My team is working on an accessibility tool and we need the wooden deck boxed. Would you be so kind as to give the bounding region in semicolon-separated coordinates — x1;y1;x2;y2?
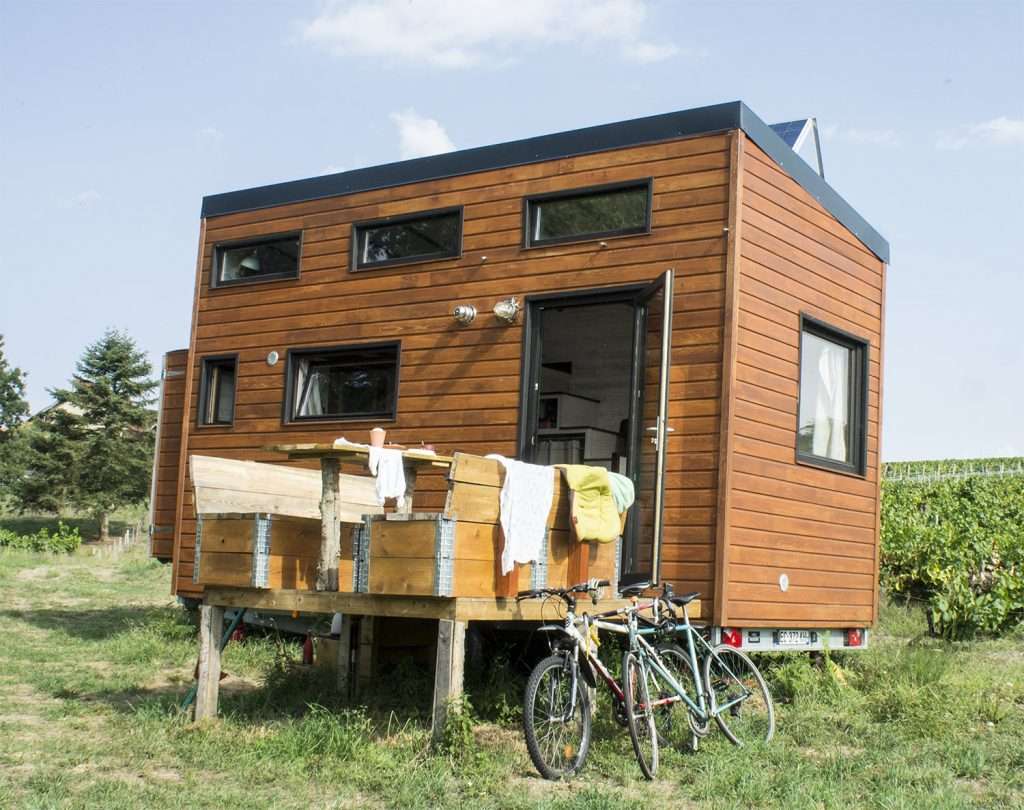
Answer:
204;586;700;622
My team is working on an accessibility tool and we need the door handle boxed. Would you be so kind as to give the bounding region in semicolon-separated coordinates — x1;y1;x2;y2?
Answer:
645;424;675;448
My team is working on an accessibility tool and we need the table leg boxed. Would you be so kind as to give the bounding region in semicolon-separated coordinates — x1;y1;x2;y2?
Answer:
318;457;341;591
400;463;418;514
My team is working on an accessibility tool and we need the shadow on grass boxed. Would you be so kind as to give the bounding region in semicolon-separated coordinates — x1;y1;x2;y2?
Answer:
0;605;190;641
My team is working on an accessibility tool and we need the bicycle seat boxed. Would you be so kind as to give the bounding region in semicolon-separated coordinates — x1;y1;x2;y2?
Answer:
620;582;652;598
670;591;700;606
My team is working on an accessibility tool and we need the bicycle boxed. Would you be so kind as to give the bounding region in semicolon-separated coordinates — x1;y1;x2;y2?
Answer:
517;579;698;780
622;585;775;779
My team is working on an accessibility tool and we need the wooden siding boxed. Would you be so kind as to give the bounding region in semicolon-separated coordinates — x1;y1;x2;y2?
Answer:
170;133;734;599
150;350;187;563
720;138;885;628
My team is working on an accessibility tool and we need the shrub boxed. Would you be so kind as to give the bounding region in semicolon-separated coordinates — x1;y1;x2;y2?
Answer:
0;521;82;553
880;467;1024;639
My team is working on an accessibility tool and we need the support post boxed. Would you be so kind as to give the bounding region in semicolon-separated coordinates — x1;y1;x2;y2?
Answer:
354;616;376;699
431;618;466;742
194;604;224;721
318;457;341;591
336;614;354;697
399;464;418;515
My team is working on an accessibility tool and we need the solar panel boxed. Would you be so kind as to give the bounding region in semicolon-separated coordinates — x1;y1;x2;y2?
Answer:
770;119;809;148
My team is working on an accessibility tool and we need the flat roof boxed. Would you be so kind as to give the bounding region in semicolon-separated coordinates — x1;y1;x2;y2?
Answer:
201;101;889;262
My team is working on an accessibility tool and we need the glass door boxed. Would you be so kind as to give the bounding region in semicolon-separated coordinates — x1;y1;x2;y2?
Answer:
622;269;675;584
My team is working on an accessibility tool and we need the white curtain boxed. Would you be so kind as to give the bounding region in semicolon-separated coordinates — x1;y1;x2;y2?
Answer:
296;360;325;417
812;345;848;461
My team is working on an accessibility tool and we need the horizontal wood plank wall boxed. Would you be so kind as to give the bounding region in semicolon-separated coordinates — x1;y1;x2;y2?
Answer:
171;134;732;598
151;350;187;562
723;141;885;628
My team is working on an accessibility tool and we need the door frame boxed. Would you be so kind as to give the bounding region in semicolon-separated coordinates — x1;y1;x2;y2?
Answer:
516;284;646;463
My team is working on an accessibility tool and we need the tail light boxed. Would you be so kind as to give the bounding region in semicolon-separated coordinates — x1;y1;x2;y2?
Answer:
844;628;863;647
721;627;742;648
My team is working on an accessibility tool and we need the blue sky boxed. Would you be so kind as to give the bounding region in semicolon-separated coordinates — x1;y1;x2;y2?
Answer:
1;0;1021;461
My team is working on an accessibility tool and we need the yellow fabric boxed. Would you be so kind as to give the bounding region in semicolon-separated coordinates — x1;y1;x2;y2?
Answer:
556;464;621;543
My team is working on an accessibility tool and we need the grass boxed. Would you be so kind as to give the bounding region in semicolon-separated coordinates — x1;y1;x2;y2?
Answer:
0;548;1022;809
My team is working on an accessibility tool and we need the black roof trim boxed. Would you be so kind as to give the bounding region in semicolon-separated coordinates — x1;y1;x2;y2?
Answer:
201;101;889;263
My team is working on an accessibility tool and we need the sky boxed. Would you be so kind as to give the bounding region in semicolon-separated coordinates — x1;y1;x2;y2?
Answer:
1;0;1022;462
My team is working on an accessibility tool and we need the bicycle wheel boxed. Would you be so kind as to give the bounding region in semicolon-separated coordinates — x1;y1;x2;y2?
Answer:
523;653;592;779
622;649;659;779
650;644;703;751
702;644;775;746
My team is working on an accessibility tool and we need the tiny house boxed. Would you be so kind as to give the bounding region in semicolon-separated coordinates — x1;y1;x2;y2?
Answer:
152;101;888;652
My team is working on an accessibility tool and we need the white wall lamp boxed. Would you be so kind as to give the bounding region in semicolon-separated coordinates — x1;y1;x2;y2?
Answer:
452;304;477;325
493;297;521;324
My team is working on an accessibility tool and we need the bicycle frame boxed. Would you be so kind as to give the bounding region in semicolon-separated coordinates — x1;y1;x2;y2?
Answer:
626;602;752;721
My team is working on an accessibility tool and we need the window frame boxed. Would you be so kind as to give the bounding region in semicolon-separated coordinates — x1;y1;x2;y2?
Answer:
350;206;463;272
197;354;239;427
522;178;654;249
282;341;401;424
794;313;870;477
210;231;303;289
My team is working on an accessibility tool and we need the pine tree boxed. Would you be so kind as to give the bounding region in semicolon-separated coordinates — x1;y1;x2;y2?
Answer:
0;336;30;501
51;330;158;540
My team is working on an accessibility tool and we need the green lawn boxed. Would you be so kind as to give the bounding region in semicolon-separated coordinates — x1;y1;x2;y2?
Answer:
0;546;1021;809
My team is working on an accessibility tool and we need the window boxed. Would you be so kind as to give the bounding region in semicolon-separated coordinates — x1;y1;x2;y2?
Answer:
796;315;869;475
213;233;300;287
352;208;461;270
285;343;399;422
524;180;652;247
198;356;237;426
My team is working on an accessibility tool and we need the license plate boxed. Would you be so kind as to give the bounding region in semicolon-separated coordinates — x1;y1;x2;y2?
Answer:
777;630;811;646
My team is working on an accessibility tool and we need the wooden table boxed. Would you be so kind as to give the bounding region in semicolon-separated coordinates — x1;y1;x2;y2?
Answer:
269;443;454;590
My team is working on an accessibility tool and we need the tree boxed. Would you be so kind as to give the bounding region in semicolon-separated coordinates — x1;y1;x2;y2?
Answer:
12;330;157;539
59;330;158;540
0;336;30;500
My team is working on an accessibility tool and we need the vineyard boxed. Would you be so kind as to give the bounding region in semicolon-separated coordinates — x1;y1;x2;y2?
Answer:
880;457;1024;639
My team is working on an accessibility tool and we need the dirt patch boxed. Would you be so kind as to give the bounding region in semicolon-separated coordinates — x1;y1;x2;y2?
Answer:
16;566;63;582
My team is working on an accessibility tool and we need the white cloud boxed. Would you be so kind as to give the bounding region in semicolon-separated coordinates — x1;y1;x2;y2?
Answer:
198;126;224;142
937;116;1024;150
389;109;455;159
62;189;102;209
300;0;680;69
624;41;679;64
820;124;901;147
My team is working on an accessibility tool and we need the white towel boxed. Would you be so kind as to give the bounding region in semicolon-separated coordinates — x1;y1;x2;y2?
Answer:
487;455;555;576
368;446;406;509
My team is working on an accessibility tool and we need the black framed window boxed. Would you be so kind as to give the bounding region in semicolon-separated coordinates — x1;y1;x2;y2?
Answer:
524;180;652;247
796;315;869;475
213;233;300;287
198;356;237;426
285;343;399;422
352;208;461;270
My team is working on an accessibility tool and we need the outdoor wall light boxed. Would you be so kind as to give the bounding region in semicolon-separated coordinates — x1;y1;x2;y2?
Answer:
452;304;477;325
493;297;521;323
266;351;279;366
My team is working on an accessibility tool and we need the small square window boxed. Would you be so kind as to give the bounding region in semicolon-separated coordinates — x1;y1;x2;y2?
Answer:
198;356;237;426
796;316;869;475
213;234;300;287
352;208;461;270
525;180;652;247
286;343;399;422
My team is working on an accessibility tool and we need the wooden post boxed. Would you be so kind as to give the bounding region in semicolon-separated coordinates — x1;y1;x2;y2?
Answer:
399;463;418;515
336;614;354;697
431;618;466;742
354;616;376;699
318;457;341;591
194;604;224;721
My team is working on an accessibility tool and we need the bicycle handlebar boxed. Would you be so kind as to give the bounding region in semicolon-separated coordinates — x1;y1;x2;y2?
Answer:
515;578;611;604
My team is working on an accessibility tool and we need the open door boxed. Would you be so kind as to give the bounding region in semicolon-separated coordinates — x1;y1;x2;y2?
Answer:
623;268;674;584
